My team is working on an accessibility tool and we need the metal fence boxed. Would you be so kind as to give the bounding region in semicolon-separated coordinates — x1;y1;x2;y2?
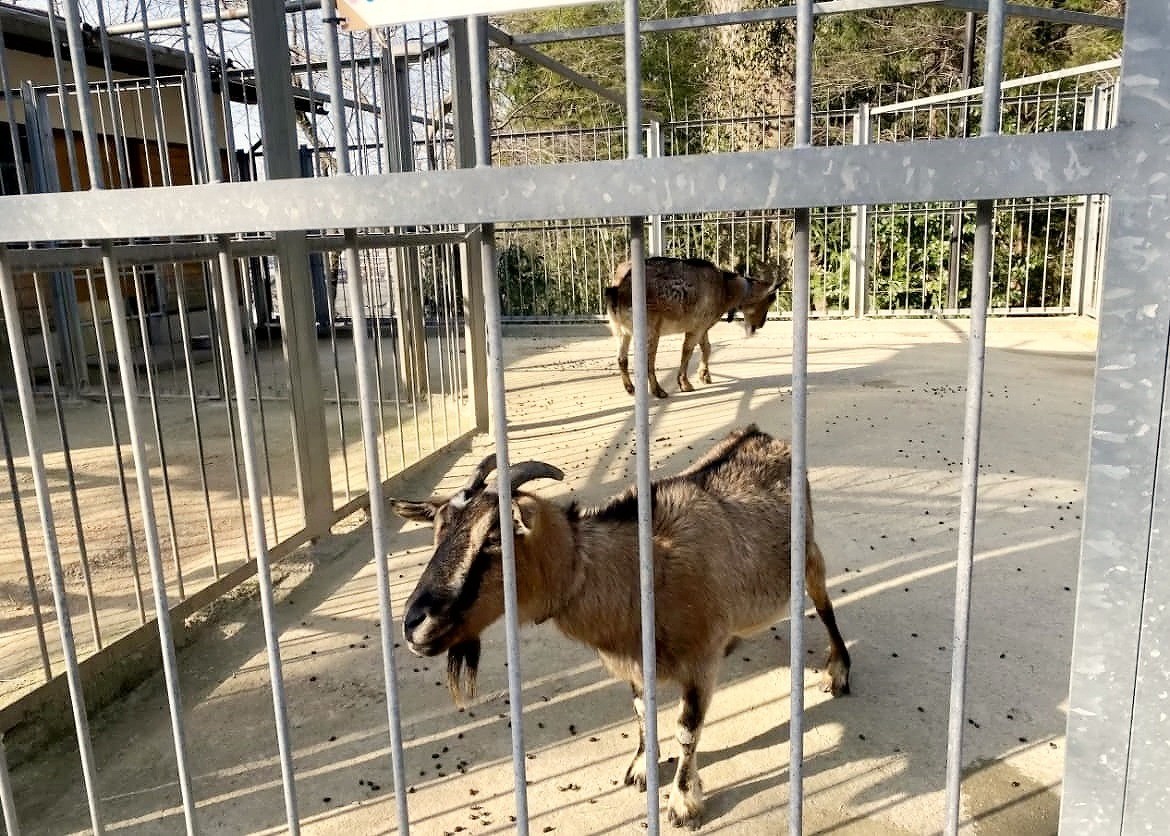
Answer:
0;2;475;727
0;0;1166;835
493;61;1118;320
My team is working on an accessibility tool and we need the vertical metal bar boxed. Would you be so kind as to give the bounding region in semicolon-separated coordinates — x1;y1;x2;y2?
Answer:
217;238;302;832
172;265;222;577
1062;5;1170;830
468;16;530;833
624;3;660;833
44;5;80;192
30;272;102;649
0;247;103;835
343;231;413;832
243;0;333;538
79;266;147;624
647;120;664;257
943;2;1005;833
126;265;187;599
848;103;869;317
0;733;18;836
790;1;813;832
92;2;132;189
0;386;53;680
59;0;195;830
318;12;412;826
448;18;491;432
0;14;29;194
98;244;201;835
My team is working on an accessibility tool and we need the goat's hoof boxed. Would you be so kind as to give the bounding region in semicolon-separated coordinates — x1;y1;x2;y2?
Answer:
678;379;694;393
821;661;851;697
699;371;712;384
623;382;636;395
624;758;648;792
666;787;704;829
652;386;670;399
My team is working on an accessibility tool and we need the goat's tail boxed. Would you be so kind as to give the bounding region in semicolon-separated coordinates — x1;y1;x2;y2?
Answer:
603;284;621;316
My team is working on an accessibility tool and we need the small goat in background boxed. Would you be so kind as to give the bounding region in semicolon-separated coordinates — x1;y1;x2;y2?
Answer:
605;257;780;398
392;425;851;829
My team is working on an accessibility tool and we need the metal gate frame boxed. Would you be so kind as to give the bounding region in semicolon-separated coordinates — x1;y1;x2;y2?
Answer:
0;0;1167;834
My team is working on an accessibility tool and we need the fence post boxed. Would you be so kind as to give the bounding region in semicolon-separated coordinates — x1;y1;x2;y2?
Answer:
1070;86;1105;317
449;18;490;431
382;50;428;397
848;103;869;317
647;120;664;256
248;0;333;538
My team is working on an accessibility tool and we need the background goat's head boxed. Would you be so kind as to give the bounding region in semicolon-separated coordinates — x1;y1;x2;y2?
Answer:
726;275;780;336
391;456;564;704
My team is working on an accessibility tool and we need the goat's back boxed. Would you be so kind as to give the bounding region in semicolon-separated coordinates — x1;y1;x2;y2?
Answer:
604;257;737;335
582;426;803;662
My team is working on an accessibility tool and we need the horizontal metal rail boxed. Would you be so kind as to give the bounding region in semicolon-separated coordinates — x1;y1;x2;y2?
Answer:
870;58;1121;115
511;0;1122;45
0;132;1124;242
4;229;471;271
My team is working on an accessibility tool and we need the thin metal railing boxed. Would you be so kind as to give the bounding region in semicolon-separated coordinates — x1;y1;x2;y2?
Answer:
467;14;532;835
943;1;1006;833
789;2;813;831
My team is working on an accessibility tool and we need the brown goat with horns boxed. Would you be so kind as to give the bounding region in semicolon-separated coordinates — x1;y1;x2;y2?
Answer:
392;425;851;829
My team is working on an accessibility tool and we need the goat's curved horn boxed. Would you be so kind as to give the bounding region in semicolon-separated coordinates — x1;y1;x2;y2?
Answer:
464;454;497;493
509;461;565;493
451;454;497;507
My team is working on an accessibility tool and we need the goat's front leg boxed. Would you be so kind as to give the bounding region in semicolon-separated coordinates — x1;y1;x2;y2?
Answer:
677;332;699;392
647;331;669;399
698;332;712;385
623;682;648;791
617;332;635;395
667;671;716;829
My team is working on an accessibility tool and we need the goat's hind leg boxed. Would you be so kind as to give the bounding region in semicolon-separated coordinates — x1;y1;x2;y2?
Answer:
647;332;669;398
807;540;851;695
623;682;648;790
667;667;717;829
698;332;713;384
677;332;699;392
617;332;635;395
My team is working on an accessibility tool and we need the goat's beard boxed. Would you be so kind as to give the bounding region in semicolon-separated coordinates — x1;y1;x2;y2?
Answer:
446;639;481;707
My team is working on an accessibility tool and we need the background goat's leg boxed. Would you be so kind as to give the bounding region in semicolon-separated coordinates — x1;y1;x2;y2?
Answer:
698;332;713;384
677;332;700;392
806;539;852;695
617;332;635;395
667;669;717;828
623;681;648;791
647;332;669;398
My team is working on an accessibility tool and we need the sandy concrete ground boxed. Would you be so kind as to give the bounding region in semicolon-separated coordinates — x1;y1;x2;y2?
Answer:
5;317;1096;835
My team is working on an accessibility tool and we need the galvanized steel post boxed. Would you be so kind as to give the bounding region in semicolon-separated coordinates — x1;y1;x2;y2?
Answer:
246;0;334;539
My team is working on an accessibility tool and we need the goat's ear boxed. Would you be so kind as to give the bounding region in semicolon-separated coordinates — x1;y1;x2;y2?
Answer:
511;497;538;538
390;499;440;522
